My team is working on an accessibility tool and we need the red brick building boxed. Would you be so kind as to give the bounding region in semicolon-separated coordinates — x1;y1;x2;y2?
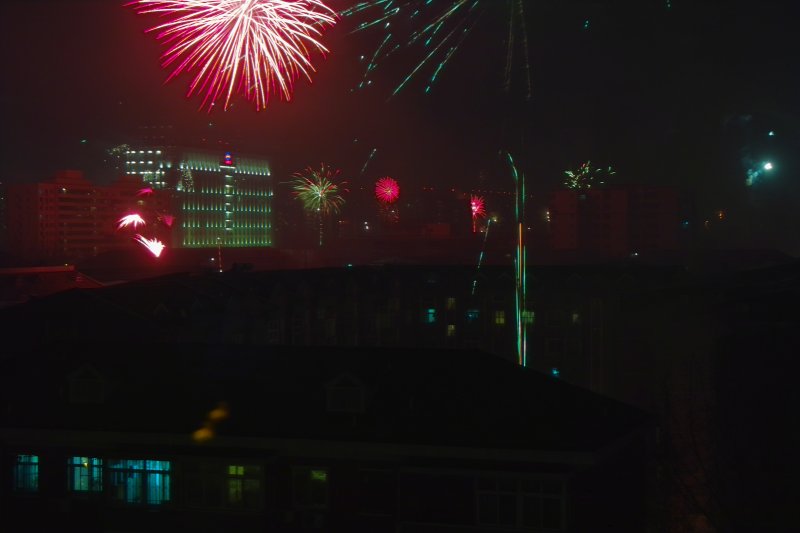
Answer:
6;171;168;263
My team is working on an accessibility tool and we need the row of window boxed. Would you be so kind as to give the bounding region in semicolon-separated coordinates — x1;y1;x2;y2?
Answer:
13;456;562;529
15;455;173;505
12;455;326;510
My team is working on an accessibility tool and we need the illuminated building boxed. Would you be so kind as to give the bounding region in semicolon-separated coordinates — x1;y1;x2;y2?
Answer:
6;171;167;262
125;147;273;248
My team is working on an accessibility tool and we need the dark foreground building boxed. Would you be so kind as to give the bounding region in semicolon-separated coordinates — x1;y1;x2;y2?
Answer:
1;343;649;532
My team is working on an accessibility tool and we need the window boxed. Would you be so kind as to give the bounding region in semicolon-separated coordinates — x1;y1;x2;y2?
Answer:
227;465;263;509
14;454;38;492
523;310;535;325
68;456;103;492
424;308;436;324
494;311;506;325
446;297;456;310
477;477;562;530
466;309;479;322
521;480;563;530
293;467;329;509
447;324;456;337
108;459;171;505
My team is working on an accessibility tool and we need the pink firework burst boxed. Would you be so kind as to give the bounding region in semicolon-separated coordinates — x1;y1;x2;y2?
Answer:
134;234;166;258
159;213;176;227
136;187;154;196
117;214;147;230
128;0;337;111
470;195;486;233
375;177;400;204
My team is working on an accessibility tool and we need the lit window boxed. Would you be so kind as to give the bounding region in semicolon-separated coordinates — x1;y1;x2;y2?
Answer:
108;459;171;505
68;456;103;492
523;310;535;325
14;454;38;492
446;297;456;310
227;465;263;509
293;467;329;509
466;309;480;322
447;324;456;337
494;311;506;325
424;308;436;324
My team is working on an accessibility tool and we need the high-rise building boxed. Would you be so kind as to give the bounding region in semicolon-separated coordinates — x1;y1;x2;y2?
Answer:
549;185;680;258
124;147;273;248
6;171;168;263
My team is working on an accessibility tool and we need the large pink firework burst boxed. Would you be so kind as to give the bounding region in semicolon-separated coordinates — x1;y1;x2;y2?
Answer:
374;176;400;204
128;0;338;111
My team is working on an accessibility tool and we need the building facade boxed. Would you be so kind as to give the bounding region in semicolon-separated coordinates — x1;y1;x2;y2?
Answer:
6;171;168;263
549;185;680;259
0;343;650;533
124;147;273;248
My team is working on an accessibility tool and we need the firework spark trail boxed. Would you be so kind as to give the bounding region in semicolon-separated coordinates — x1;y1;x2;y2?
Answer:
375;176;400;204
128;0;337;111
343;0;531;97
117;214;147;230
470;217;492;296
360;148;378;176
137;187;154;196
134;234;166;257
564;161;616;189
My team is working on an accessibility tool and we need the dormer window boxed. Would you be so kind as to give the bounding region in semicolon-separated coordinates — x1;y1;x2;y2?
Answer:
325;373;365;414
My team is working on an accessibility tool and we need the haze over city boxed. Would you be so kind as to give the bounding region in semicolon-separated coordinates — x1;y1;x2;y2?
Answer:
0;2;797;532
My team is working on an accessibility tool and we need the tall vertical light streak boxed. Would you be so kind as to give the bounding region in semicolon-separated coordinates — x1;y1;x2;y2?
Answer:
507;151;527;366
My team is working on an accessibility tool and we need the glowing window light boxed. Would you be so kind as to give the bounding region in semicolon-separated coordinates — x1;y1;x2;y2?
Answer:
425;308;436;324
68;457;103;492
14;455;38;492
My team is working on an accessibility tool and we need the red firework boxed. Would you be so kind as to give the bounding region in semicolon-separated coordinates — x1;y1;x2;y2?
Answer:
470;195;486;233
375;177;400;204
128;0;337;111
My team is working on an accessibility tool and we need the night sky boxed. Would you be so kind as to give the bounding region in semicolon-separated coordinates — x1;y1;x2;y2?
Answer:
1;1;799;253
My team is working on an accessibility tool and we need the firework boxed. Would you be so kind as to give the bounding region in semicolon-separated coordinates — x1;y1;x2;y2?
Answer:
289;164;346;246
564;161;616;189
470;194;486;233
128;0;337;111
117;214;147;230
375;177;400;204
359;147;378;176
159;213;176;227
134;234;166;257
342;0;531;98
290;164;346;216
136;187;154;196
